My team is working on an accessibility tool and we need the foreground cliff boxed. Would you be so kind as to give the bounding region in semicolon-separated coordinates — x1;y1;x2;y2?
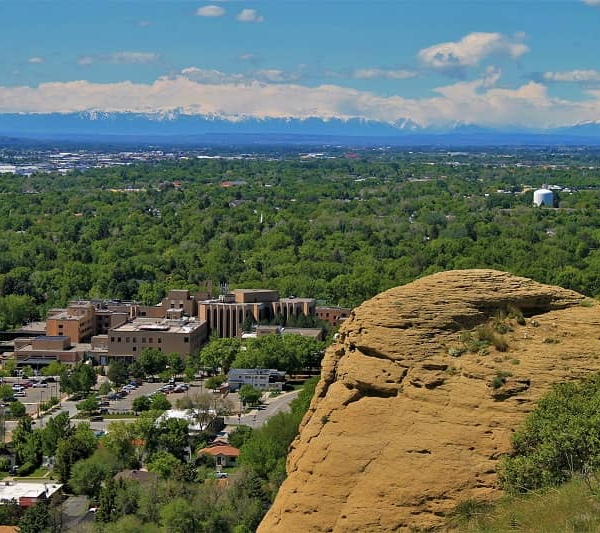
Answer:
259;269;600;532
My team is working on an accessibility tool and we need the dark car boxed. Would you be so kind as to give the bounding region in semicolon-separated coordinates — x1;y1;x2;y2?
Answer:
90;415;104;422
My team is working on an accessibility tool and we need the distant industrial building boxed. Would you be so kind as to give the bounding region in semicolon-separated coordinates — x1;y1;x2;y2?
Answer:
533;188;554;207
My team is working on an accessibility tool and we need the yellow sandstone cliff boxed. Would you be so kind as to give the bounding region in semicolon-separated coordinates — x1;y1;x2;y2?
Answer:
259;269;600;532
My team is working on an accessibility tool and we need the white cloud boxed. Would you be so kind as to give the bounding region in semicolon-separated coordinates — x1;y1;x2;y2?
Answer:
1;69;599;129
418;32;529;74
543;69;600;83
237;8;264;23
180;67;246;84
180;66;299;84
78;56;95;66
352;68;417;80
583;0;600;5
78;52;159;65
196;5;226;17
239;53;255;61
138;20;152;28
28;57;44;64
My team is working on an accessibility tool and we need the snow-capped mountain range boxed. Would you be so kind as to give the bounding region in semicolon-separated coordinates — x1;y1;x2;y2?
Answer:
1;111;600;144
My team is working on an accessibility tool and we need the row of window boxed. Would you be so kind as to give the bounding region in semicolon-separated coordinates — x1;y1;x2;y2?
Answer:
109;336;190;343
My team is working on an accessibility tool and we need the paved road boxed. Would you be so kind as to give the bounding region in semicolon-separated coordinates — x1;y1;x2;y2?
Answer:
4;378;299;436
224;389;300;428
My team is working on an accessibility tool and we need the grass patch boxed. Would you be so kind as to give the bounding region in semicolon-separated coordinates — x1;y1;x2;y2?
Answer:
461;325;509;354
452;477;600;532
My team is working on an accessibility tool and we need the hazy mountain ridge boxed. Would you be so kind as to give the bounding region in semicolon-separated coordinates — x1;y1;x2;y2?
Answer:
1;112;600;145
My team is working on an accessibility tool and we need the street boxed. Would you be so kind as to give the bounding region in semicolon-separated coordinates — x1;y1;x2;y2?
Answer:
4;377;301;436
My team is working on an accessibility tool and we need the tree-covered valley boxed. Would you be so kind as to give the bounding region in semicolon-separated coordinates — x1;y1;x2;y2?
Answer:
2;149;600;328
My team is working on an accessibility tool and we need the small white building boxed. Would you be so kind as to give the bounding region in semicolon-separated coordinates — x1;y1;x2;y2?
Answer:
0;481;62;507
227;368;286;391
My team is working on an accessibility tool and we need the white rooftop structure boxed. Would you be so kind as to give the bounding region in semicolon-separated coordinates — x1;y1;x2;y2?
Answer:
157;408;217;433
0;481;62;503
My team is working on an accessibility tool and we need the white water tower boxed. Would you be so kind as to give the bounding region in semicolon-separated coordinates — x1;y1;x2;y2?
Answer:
533;188;554;207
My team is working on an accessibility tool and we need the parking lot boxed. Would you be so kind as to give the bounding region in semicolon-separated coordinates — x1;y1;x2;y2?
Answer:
2;377;61;415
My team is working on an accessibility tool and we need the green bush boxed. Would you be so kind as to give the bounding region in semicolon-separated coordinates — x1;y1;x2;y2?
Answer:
18;462;35;476
0;457;10;471
499;373;600;493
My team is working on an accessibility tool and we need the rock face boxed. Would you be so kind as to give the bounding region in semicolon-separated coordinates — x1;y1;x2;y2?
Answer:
258;270;600;532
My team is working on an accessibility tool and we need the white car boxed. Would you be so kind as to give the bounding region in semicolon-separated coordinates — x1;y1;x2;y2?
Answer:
32;382;47;388
14;391;26;397
12;385;24;392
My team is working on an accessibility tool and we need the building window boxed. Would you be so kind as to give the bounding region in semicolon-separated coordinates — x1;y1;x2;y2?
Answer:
132;338;136;343
149;338;153;343
125;337;130;343
184;337;189;343
132;346;137;352
117;337;122;343
157;338;162;344
142;337;146;343
110;337;114;342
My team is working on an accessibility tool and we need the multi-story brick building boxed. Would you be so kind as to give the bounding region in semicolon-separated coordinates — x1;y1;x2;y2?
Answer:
197;289;317;338
106;317;207;362
315;306;351;327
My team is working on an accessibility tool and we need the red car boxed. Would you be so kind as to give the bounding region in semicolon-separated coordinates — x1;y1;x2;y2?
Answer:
21;381;33;388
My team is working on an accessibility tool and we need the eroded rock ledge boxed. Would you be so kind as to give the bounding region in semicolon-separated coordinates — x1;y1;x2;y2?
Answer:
258;269;600;532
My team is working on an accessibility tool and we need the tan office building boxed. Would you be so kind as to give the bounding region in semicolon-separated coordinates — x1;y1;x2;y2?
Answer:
197;289;316;338
107;318;207;361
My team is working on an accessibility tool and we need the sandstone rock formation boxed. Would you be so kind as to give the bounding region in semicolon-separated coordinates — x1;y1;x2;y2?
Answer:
259;269;600;532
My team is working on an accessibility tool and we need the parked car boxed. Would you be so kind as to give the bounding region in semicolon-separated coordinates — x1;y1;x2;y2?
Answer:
14;391;26;397
214;472;228;479
12;385;24;392
32;382;48;388
21;381;33;388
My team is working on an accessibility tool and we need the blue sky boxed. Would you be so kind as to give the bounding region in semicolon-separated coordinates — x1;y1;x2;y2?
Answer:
2;0;600;128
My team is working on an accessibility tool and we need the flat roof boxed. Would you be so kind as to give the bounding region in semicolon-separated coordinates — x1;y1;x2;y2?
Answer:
0;482;62;501
36;335;70;341
111;318;205;335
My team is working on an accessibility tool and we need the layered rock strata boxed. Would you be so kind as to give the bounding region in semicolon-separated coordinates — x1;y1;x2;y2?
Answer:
259;269;600;532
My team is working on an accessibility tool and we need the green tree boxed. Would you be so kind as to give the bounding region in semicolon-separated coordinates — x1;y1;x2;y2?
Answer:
156;418;189;461
132;396;151;414
160;497;197;533
229;425;253;449
9;401;25;418
99;381;112;395
76;396;99;417
167;353;185;377
150;393;171;412
54;423;97;484
69;450;115;499
60;363;96;395
205;374;226;391
138;349;168;377
18;501;49;533
239;385;262;407
41;412;72;457
0;384;14;400
107;359;129;387
147;451;182;479
200;338;241;374
42;361;63;377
